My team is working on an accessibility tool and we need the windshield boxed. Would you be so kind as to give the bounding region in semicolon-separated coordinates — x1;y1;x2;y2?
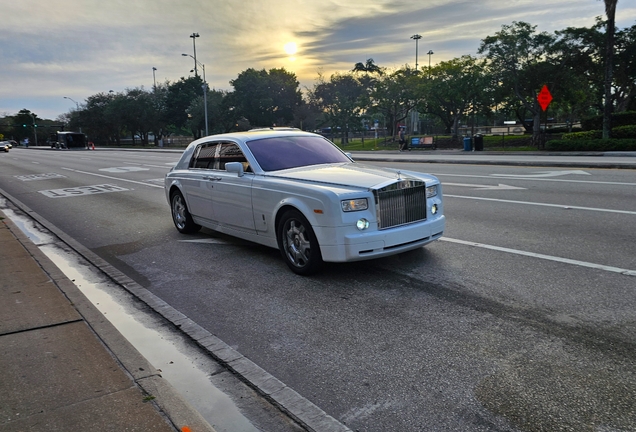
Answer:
246;135;351;171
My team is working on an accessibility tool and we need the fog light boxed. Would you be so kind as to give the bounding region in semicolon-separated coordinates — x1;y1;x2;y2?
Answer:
431;204;438;215
356;218;369;230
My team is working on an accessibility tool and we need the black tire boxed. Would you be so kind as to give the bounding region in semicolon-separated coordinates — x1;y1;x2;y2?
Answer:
170;190;201;234
277;209;323;275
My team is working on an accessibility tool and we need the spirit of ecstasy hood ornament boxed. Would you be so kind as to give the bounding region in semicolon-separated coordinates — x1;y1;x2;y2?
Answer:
396;170;402;180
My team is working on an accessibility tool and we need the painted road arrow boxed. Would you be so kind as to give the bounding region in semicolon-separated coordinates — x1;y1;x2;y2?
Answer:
443;183;526;190
491;170;591;178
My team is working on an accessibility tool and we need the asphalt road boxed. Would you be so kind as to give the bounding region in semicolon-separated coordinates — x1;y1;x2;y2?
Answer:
1;147;635;432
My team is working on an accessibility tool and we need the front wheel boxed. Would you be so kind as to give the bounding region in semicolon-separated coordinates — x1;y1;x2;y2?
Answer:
277;210;323;275
170;191;201;234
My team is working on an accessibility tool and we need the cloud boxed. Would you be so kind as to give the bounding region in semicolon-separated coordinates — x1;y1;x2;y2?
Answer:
0;0;627;119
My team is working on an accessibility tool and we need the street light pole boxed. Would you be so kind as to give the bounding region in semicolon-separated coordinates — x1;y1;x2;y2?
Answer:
63;96;81;133
152;67;157;90
30;113;38;145
427;50;434;73
190;32;200;77
181;54;208;136
410;34;422;70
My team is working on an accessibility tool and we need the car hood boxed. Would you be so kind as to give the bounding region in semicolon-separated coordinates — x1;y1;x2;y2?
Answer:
265;163;437;189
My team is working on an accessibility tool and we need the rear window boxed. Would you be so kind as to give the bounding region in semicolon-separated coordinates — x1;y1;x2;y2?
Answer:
246;136;350;171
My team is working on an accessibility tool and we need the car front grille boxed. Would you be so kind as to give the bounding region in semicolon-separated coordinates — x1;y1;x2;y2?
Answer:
375;180;427;230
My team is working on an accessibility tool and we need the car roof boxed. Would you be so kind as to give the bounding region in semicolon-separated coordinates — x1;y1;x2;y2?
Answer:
195;128;322;143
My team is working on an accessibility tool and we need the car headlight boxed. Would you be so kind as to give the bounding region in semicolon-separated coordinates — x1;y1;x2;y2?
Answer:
341;198;368;212
426;185;438;198
356;218;370;230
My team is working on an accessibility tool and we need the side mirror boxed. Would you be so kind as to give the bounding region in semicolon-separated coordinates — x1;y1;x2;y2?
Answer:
225;162;244;177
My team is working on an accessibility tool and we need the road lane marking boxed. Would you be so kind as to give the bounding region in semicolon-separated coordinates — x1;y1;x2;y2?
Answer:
38;184;129;198
433;173;636;187
444;183;526;190
444;194;636;216
441;237;636;277
491;170;591;178
15;173;66;181
100;166;150;173
179;238;230;244
60;167;164;188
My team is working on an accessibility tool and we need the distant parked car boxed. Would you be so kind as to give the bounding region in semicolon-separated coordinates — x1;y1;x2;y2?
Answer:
165;129;445;275
1;141;12;149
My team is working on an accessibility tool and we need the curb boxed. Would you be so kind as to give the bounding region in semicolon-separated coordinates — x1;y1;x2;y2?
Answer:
0;188;351;432
1;208;215;432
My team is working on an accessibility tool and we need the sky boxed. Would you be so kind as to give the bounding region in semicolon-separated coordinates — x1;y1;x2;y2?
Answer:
1;0;635;121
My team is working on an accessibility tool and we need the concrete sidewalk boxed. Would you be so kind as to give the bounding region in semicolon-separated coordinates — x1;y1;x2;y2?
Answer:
0;215;215;432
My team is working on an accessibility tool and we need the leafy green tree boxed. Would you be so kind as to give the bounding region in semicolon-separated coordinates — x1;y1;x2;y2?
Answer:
479;22;560;145
164;76;205;135
121;88;156;145
187;89;239;135
80;93;122;145
230;68;302;127
614;23;635;112
310;72;365;143
602;0;618;138
420;55;490;139
13;109;39;143
370;67;421;138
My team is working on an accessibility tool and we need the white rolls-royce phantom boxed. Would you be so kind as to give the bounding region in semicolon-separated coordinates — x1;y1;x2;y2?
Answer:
165;129;445;275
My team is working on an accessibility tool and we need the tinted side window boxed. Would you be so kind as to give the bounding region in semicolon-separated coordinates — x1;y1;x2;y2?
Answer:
217;142;249;171
189;142;249;171
190;143;217;169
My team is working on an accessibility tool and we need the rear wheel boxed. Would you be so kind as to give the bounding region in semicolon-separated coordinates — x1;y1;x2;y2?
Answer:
277;209;323;275
170;191;201;234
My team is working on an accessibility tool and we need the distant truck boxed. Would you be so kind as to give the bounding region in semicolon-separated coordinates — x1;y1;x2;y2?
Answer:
48;131;86;149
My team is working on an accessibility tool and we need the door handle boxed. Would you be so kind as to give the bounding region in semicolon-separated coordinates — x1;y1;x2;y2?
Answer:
202;176;222;181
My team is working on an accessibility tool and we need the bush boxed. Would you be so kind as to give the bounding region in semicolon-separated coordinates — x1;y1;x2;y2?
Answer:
581;111;636;130
562;130;601;140
562;125;636;140
545;138;636;151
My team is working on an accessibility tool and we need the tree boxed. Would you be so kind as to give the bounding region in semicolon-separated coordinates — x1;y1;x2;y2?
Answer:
371;67;422;138
420;55;490;139
13;109;39;143
187;89;239;135
164;76;205;136
310;72;365;143
602;0;618;138
230;68;302;127
614;23;636;112
479;22;560;146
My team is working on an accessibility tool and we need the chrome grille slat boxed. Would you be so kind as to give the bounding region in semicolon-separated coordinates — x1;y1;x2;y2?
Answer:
376;182;427;230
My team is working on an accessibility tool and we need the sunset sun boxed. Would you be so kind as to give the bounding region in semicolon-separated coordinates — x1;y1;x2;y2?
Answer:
284;42;297;55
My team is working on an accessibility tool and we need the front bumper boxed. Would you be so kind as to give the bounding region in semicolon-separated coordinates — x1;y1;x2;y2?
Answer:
316;215;445;262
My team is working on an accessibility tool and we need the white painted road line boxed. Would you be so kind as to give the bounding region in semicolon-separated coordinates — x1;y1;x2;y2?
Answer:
60;167;164;188
443;182;526;190
491;169;591;178
441;237;636;277
434;172;636;187
444;194;636;216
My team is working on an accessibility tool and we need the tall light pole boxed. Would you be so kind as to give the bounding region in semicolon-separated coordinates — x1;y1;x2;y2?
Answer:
63;96;81;133
410;34;422;70
182;54;208;136
190;32;200;77
30;113;38;146
152;67;157;90
427;50;434;73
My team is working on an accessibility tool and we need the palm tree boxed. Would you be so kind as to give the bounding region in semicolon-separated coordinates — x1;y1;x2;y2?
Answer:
352;58;383;75
602;0;618;139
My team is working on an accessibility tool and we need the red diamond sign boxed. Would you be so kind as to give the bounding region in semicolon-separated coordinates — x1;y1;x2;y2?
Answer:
537;85;553;111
